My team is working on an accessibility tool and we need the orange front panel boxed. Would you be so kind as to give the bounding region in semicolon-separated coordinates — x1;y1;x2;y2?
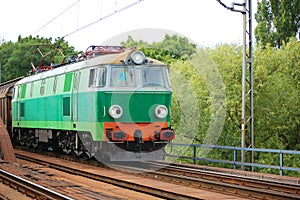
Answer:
104;122;168;141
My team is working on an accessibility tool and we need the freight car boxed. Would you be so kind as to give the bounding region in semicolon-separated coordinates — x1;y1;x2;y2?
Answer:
0;77;23;135
3;45;175;161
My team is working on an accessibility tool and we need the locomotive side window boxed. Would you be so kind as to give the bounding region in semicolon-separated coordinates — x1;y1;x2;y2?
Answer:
110;67;135;87
73;72;80;90
64;73;73;92
63;97;70;116
17;86;20;98
40;79;46;96
53;76;58;94
30;82;34;97
12;88;15;99
89;68;96;87
97;67;106;87
20;102;25;117
21;84;26;99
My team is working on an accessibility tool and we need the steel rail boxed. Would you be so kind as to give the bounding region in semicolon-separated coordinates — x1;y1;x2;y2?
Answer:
14;148;300;199
0;168;73;200
157;161;300;184
109;161;300;200
155;162;300;199
15;152;200;200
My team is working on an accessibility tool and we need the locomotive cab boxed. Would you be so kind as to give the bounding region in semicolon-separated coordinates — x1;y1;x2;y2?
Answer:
94;51;175;160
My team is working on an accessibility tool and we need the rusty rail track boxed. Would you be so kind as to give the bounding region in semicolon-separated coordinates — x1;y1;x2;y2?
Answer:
14;148;300;200
110;161;300;200
14;151;203;200
0;168;73;200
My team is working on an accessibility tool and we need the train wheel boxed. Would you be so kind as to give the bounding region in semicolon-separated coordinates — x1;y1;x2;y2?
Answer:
57;131;72;155
25;130;36;149
71;132;83;158
19;140;25;146
80;132;96;159
32;138;39;149
72;150;83;158
19;129;28;146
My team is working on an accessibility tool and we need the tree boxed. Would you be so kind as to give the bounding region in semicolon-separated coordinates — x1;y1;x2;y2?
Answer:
0;35;77;82
254;39;300;150
208;44;243;147
121;34;197;64
255;0;300;48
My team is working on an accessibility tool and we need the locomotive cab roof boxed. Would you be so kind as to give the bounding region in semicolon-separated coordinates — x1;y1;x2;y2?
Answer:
15;46;167;86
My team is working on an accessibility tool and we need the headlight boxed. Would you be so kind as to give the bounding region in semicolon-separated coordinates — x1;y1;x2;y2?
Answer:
109;105;123;119
155;105;168;119
131;51;145;65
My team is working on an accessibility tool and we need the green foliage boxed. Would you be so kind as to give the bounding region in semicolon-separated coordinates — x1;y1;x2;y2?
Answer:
0;35;78;82
169;59;211;145
161;38;299;175
255;0;300;48
208;44;243;147
121;34;197;64
254;38;300;150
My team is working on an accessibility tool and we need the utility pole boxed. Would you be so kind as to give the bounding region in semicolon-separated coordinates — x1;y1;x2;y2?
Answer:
216;0;254;170
241;0;254;171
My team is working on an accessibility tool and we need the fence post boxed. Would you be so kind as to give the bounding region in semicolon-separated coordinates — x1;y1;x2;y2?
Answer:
193;145;197;164
280;152;283;176
233;149;237;170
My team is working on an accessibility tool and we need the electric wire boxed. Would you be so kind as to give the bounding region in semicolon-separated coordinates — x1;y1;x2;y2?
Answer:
33;0;81;35
63;0;144;37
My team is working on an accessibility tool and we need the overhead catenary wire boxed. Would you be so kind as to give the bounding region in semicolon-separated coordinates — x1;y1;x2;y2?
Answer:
63;0;144;38
33;0;81;35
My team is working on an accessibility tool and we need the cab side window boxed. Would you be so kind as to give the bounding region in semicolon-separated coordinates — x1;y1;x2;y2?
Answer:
89;68;96;87
97;67;106;87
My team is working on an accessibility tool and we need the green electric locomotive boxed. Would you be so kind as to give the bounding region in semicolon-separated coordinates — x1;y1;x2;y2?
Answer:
11;46;175;161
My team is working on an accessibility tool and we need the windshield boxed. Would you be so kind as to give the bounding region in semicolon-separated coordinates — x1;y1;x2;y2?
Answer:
142;67;166;87
109;65;169;88
110;66;135;87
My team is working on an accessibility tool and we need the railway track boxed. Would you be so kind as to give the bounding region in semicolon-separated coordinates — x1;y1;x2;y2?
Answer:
110;161;300;200
15;149;240;200
0;167;72;200
12;148;300;199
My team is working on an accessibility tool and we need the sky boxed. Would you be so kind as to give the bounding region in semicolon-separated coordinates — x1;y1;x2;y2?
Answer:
0;0;257;51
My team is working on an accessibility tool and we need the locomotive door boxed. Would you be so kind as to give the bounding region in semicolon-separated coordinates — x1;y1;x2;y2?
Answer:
71;71;81;122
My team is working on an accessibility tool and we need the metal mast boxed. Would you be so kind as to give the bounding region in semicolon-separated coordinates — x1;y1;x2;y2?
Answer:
241;0;253;170
216;0;254;169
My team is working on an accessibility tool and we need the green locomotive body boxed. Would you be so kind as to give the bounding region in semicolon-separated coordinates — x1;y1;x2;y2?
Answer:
11;46;175;161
